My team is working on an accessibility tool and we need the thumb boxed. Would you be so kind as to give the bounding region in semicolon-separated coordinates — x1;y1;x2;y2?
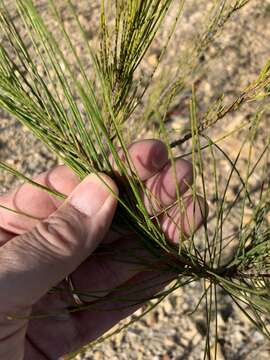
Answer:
0;173;118;309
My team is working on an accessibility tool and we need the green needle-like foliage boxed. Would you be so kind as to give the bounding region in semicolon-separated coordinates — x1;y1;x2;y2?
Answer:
1;1;270;358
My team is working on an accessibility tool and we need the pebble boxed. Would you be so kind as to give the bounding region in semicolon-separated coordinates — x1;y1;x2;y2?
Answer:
210;342;225;360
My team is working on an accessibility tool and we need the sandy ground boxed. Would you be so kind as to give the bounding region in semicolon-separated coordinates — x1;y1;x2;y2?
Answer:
1;1;270;359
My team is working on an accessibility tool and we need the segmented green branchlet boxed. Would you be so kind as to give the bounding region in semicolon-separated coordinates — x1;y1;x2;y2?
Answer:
1;1;270;357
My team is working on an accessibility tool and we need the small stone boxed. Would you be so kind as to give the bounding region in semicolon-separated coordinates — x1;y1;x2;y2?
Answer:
253;330;264;342
163;336;175;347
210;342;225;360
92;351;103;360
148;54;158;66
242;207;253;226
194;317;207;336
217;313;226;328
161;355;171;360
162;299;173;315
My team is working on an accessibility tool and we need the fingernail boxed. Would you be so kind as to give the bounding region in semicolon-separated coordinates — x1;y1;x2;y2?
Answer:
151;143;168;169
69;173;114;217
183;196;209;236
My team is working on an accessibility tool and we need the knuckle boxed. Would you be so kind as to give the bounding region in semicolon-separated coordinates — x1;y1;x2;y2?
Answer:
176;159;194;186
181;159;193;177
31;207;86;258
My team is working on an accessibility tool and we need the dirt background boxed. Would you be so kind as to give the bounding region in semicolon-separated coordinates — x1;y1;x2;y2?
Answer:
1;1;270;359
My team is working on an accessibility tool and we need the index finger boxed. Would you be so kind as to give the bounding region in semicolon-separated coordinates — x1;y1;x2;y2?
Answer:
0;165;80;236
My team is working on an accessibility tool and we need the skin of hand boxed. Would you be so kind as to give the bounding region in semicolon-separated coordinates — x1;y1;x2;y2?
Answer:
0;139;207;360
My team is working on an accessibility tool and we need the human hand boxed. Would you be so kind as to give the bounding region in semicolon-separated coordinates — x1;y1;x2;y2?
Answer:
0;140;207;359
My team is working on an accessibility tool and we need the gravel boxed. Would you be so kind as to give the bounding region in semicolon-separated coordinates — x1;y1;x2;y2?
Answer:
1;1;270;359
